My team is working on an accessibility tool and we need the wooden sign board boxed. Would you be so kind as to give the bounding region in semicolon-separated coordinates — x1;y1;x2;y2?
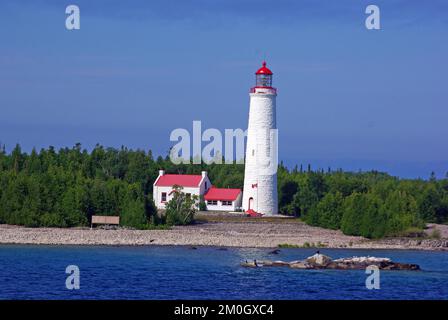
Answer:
91;215;120;225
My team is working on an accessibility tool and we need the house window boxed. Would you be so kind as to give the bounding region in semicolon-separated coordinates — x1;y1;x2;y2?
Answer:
207;200;217;206
205;182;208;189
161;192;167;202
222;201;232;206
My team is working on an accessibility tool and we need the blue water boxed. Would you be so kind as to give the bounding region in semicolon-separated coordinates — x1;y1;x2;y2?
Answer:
0;245;447;300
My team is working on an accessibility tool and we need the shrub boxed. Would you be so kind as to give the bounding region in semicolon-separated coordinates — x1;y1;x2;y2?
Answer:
430;228;441;239
120;199;148;229
306;192;344;229
165;186;197;225
198;196;207;211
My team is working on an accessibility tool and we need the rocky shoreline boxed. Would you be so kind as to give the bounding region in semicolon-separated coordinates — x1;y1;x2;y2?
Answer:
0;219;447;251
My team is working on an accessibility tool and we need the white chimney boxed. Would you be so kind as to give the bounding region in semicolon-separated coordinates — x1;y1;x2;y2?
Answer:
201;171;207;178
159;170;165;176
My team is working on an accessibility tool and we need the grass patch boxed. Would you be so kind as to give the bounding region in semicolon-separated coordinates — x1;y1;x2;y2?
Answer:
144;224;172;230
195;213;301;224
430;228;441;239
278;242;328;249
390;227;426;238
278;243;302;248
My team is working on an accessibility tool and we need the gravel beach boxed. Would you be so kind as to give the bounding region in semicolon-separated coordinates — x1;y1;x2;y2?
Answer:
1;215;447;250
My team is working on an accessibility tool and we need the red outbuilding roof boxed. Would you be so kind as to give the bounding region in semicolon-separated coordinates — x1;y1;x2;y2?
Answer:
255;61;273;75
204;187;241;201
155;174;202;187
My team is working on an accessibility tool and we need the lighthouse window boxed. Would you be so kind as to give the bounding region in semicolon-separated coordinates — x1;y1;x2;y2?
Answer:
252;150;255;156
256;74;272;87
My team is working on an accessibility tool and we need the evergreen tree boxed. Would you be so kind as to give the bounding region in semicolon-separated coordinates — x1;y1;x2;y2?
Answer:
307;191;344;229
382;190;421;235
341;192;365;236
419;185;441;222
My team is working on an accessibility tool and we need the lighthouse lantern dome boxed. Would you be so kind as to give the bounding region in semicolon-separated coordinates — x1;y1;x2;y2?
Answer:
255;61;273;87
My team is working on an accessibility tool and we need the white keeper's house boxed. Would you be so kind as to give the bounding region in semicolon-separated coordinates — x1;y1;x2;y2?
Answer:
153;170;242;211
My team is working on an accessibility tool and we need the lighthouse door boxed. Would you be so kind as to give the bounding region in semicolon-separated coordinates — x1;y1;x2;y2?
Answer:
248;197;254;210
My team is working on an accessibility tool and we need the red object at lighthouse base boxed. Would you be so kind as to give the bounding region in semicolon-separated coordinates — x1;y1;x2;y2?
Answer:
246;209;263;217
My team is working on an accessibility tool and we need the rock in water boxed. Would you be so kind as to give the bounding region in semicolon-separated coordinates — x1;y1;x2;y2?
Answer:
241;255;420;271
289;262;310;269
271;260;290;266
306;253;332;267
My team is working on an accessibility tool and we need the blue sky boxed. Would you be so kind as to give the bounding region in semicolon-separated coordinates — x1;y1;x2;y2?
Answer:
0;0;447;178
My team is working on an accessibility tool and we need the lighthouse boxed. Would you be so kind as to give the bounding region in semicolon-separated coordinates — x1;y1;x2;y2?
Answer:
242;61;278;215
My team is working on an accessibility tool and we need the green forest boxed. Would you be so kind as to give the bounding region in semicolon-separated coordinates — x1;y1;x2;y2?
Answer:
0;144;447;238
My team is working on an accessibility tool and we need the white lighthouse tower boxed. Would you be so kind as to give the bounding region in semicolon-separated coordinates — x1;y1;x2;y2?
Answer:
242;61;278;215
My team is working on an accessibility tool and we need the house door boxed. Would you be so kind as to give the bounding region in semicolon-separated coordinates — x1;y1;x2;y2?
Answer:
248;197;254;210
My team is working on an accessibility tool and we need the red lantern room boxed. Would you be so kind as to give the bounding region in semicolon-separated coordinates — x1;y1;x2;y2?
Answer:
251;61;276;94
255;61;273;87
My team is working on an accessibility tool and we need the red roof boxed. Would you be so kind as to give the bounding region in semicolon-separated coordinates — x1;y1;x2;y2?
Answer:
204;187;241;201
255;61;273;75
155;174;202;187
